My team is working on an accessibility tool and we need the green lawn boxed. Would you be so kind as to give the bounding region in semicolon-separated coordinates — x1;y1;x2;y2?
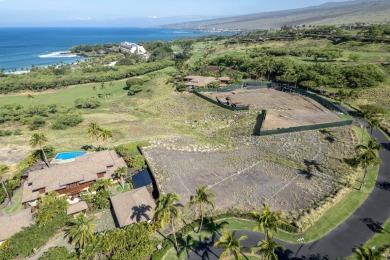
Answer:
363;218;390;253
0;80;128;107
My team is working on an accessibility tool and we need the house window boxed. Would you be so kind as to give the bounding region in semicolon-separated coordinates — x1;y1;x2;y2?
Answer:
68;183;78;189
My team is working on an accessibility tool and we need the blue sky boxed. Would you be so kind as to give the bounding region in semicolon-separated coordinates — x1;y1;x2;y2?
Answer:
0;0;350;27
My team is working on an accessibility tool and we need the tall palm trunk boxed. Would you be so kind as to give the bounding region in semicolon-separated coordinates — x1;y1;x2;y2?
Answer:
359;163;368;191
198;203;204;233
40;145;50;168
1;181;11;203
362;122;366;144
171;218;179;251
121;176;125;188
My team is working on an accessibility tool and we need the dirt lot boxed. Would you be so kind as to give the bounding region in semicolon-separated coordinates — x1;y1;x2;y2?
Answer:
207;88;342;130
143;127;357;213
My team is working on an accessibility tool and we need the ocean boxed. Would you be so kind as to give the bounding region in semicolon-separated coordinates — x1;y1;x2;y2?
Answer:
0;27;214;72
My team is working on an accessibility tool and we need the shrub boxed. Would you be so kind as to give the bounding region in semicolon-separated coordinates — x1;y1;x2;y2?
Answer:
176;84;187;91
115;141;149;157
52;113;83;130
74;97;101;109
0;130;13;136
126;155;147;170
28;116;46;130
126;78;146;88
94;191;111;210
13;129;22;135
130;84;143;93
0;214;68;258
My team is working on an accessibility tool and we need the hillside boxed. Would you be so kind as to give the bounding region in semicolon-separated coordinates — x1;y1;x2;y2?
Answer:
161;0;390;30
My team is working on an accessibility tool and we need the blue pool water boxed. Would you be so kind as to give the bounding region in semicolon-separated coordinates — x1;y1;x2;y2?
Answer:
55;151;87;160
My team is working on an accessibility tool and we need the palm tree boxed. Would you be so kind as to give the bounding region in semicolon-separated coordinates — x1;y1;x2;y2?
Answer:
100;82;107;99
100;129;113;148
354;145;381;190
368;116;382;135
344;90;359;105
27;94;35;104
154;192;181;251
35;191;68;225
87;122;102;142
186;186;215;233
353;246;384;260
109;82;114;97
114;166;127;188
0;165;11;203
359;107;383;143
356;137;384;153
65;213;96;249
91;179;113;192
214;230;247;260
251;233;285;260
92;85;98;97
252;203;284;239
29;133;50;167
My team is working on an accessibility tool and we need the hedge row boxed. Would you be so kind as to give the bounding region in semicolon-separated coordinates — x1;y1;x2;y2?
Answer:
0;214;69;259
0;61;174;94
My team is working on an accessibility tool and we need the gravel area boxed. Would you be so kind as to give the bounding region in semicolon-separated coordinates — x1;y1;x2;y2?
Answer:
143;126;357;212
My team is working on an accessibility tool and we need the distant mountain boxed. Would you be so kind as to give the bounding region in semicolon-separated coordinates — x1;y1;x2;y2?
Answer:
160;0;390;30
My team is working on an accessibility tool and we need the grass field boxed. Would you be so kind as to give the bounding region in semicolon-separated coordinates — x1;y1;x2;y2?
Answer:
0;79;129;107
0;67;236;169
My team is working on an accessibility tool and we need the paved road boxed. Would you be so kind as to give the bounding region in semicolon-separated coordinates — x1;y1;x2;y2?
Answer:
188;106;390;259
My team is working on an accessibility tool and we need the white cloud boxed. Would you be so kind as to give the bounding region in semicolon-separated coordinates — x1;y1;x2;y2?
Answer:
74;17;93;21
148;16;159;19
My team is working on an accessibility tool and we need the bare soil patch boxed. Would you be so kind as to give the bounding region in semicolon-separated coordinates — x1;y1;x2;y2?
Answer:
143;127;357;213
207;88;341;130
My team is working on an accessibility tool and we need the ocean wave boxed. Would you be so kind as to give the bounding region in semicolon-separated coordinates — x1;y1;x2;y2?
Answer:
39;51;77;58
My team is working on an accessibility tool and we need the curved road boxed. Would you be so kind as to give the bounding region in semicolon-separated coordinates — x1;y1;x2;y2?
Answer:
188;105;390;259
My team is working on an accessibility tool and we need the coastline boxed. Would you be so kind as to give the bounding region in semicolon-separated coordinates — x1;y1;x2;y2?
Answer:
0;27;217;72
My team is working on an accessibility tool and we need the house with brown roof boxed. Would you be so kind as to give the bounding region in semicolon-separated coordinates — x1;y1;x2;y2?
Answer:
183;76;231;89
0;209;34;245
67;201;88;217
110;187;156;228
22;150;127;208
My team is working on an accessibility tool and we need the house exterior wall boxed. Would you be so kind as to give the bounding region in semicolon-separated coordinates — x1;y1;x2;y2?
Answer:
57;181;95;196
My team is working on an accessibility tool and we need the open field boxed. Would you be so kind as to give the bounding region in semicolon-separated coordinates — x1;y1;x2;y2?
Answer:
207;88;342;130
144;126;357;213
0;69;239;169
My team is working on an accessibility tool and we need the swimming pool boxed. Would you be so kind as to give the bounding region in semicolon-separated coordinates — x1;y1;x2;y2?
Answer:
55;151;87;160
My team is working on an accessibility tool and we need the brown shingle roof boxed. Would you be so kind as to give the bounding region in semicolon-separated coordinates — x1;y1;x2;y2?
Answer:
0;209;34;242
22;151;127;203
110;187;156;228
67;201;88;215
